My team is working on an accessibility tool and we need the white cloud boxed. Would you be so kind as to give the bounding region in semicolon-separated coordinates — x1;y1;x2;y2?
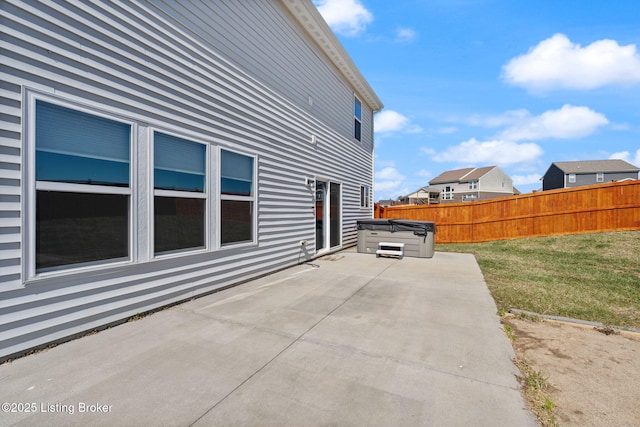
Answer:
432;138;543;166
376;166;405;181
375;110;408;133
416;169;433;178
437;126;458;134
499;105;609;141
611;123;631;131
511;173;542;186
375;110;423;134
502;33;640;91
420;147;436;156
374;166;407;199
314;0;373;37
467;109;530;128
396;27;417;43
610;149;640;167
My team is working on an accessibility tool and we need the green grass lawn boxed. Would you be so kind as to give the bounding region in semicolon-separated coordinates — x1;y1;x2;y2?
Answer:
437;231;640;328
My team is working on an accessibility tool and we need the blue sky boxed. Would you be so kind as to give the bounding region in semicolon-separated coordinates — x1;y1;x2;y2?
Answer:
313;0;640;200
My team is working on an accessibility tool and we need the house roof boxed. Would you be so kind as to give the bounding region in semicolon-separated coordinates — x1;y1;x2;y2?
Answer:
429;168;474;185
281;0;383;112
460;166;496;182
429;166;497;185
552;159;640;174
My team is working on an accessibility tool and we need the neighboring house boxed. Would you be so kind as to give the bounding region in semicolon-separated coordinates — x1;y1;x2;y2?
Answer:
0;0;382;360
542;160;640;191
398;187;441;205
404;166;516;204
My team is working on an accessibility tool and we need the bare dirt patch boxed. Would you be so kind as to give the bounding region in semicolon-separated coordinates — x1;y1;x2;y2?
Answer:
504;316;640;426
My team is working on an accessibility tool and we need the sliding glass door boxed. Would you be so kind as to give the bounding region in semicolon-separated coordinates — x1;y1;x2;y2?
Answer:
315;180;341;252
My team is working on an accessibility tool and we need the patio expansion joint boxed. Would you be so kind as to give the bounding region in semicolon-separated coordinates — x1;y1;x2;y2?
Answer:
187;261;397;426
174;306;300;341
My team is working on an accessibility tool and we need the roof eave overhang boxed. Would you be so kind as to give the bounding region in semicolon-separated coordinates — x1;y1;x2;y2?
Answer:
281;0;384;112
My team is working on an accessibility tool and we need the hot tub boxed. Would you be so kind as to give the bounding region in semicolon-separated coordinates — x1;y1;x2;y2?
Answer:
356;219;436;258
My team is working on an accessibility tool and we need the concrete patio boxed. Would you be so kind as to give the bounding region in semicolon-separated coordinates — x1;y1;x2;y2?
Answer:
0;249;537;426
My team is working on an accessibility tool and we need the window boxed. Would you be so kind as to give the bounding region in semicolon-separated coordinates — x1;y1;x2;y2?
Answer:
443;186;454;200
28;95;260;278
154;132;207;254
360;185;370;208
220;149;255;245
354;97;362;141
35;100;131;271
568;174;576;183
468;180;478;190
596;172;604;182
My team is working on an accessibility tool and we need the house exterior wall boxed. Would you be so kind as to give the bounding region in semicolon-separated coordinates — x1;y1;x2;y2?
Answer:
544;165;638;190
542;164;565;191
428;168;514;203
476;167;513;194
567;172;639;188
427;182;467;202
0;0;378;360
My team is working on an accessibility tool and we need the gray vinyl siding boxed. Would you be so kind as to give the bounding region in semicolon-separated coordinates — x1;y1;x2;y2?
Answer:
569;172;638;187
0;79;22;289
604;171;640;181
0;0;376;360
150;0;374;147
569;174;595;188
543;164;638;190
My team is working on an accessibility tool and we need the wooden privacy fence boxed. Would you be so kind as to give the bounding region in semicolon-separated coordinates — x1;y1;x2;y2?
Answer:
375;180;640;243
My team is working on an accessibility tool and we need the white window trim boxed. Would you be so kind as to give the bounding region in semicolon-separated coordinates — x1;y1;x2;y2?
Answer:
150;129;211;260
314;177;343;253
568;173;576;184
354;95;362;142
217;146;258;249
24;91;138;281
442;186;454;200
360;185;371;208
23;91;260;283
596;172;604;182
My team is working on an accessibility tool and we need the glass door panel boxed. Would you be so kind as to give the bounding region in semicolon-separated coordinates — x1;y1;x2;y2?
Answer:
315;180;325;251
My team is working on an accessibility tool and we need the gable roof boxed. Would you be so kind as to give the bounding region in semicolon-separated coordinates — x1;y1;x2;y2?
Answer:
282;0;383;112
552;159;640;174
429;166;498;185
461;166;496;182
